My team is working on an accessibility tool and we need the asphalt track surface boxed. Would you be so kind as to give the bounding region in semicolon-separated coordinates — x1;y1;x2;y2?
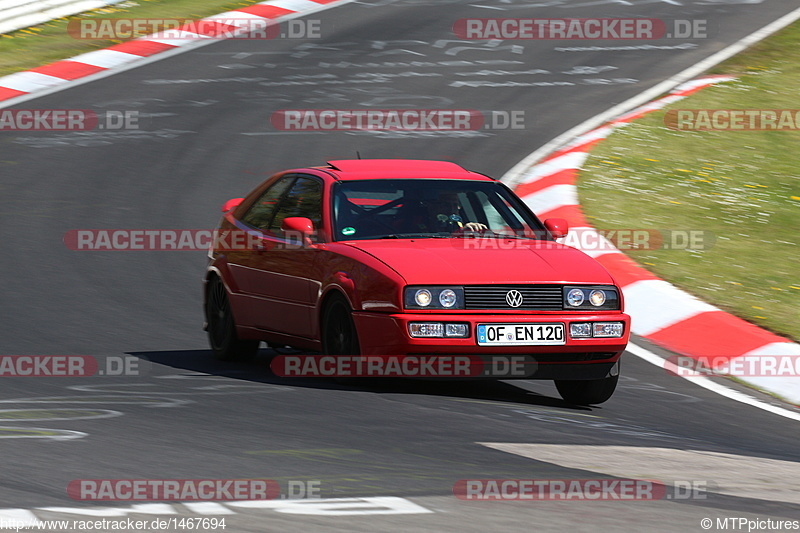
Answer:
2;0;800;531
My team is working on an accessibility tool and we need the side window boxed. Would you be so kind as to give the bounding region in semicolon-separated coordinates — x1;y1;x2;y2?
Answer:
270;177;323;239
241;177;295;231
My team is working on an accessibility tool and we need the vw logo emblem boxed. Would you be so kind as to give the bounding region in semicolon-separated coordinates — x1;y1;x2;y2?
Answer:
505;290;523;308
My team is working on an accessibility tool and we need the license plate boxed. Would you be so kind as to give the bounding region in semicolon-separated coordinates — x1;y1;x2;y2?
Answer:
477;323;566;346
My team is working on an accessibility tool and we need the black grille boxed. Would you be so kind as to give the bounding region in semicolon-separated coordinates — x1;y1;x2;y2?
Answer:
464;285;562;311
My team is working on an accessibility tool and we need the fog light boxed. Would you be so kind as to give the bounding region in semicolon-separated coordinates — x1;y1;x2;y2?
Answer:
589;289;606;307
593;322;624;338
445;323;469;338
409;322;444;337
567;288;584;307
570;323;592;338
414;289;432;307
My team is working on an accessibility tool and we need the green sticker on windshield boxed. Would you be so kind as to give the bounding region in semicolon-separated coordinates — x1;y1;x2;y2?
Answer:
342;227;356;236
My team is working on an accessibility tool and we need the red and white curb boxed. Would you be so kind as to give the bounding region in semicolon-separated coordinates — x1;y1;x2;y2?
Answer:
506;75;800;405
0;0;349;103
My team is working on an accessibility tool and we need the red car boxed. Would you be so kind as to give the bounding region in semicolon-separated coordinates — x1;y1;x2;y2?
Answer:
204;159;630;404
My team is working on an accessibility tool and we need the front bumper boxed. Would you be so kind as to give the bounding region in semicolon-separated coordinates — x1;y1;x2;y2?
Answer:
352;311;630;380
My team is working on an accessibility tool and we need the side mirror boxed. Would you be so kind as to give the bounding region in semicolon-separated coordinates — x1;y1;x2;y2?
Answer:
221;198;244;213
281;217;315;246
544;218;569;239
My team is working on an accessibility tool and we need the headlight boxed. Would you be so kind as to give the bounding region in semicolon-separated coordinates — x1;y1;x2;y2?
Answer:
405;287;464;310
440;289;457;308
566;288;585;307
589;289;606;307
563;286;620;310
415;289;432;307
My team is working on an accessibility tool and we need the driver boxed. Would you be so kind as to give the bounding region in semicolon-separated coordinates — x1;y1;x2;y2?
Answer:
428;192;487;232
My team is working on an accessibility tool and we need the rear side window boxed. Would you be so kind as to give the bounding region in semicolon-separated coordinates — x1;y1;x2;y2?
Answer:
241;177;294;231
269;177;323;239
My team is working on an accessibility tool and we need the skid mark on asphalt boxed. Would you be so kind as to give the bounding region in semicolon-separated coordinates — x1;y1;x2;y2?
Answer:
0;409;121;421
0;373;292;440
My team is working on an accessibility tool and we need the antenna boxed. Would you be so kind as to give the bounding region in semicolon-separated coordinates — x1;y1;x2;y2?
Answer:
356;151;362;160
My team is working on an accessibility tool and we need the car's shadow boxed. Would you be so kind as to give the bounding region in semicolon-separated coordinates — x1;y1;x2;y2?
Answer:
129;349;593;411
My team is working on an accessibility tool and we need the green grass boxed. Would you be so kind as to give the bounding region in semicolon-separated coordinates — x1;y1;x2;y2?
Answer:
579;22;800;342
0;0;265;77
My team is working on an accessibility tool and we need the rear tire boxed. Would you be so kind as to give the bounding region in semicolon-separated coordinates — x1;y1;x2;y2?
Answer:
206;276;259;362
555;375;618;405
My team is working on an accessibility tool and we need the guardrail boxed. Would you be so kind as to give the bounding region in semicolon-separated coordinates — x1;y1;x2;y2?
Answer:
0;0;123;35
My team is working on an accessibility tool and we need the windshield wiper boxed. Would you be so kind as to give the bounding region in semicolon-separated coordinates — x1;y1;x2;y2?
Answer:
372;233;448;239
450;231;530;240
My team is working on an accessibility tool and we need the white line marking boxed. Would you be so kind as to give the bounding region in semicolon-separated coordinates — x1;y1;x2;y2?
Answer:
519;184;578;215
517;151;588;183
480;443;800;505
182;502;236;515
622;279;717;336
501;5;800;187
627;342;800;422
0;0;358;109
0;71;68;92
205;11;269;22
270;0;327;10
68;49;142;69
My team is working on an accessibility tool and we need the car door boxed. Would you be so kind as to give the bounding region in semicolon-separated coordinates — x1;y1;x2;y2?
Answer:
234;174;324;338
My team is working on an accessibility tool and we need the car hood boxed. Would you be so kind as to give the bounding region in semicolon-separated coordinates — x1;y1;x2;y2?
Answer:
343;238;616;285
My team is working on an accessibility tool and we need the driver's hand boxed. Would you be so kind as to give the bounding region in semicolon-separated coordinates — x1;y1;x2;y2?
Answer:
463;222;488;231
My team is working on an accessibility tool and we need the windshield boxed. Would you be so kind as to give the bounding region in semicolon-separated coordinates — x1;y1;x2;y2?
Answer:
332;179;548;241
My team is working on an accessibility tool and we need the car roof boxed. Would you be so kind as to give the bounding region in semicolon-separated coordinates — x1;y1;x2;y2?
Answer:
319;159;495;181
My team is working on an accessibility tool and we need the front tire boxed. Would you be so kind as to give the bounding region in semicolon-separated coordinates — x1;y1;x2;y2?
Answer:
206;276;259;362
321;295;360;356
555;375;619;405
